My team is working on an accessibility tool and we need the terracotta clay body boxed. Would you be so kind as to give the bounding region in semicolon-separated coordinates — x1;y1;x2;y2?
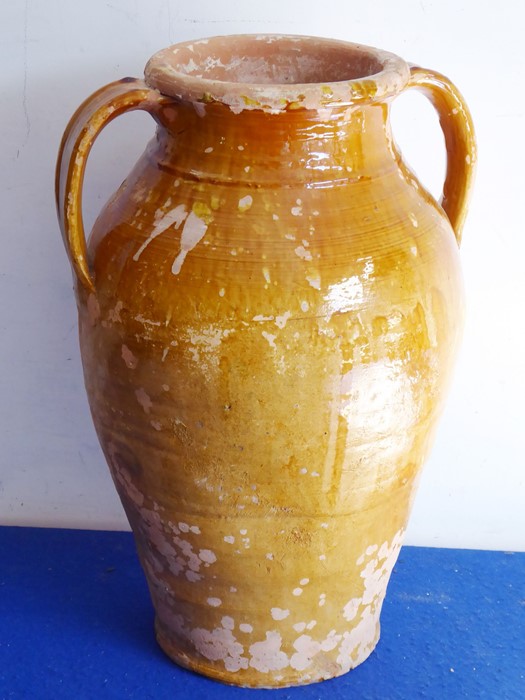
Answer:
56;35;475;687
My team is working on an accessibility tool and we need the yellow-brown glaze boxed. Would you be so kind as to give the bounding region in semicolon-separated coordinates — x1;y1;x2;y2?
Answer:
56;35;476;688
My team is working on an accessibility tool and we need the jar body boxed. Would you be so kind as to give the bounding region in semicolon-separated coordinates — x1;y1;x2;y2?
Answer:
77;99;463;687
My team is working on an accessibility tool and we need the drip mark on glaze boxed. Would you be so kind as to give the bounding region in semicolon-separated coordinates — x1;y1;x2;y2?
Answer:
133;204;187;261
172;209;210;275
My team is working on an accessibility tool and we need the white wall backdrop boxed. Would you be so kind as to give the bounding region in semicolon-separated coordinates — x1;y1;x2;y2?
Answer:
1;0;523;550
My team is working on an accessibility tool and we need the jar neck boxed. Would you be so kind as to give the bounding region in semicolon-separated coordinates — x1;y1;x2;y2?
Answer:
152;100;397;186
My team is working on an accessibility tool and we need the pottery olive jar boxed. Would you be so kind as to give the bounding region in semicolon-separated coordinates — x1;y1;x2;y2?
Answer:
56;35;475;687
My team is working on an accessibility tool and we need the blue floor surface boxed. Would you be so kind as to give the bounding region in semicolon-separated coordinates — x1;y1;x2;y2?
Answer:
0;527;523;699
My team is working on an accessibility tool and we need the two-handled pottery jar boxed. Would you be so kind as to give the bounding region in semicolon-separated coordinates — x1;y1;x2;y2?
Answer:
56;34;475;687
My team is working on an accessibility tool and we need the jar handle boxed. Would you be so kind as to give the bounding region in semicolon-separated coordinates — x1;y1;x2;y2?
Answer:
406;66;477;246
55;78;166;292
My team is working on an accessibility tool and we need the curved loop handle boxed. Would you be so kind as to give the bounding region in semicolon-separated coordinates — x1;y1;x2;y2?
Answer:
407;66;477;246
55;78;166;292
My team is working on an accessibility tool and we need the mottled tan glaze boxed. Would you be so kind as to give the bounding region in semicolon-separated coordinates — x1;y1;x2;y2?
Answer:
56;35;476;688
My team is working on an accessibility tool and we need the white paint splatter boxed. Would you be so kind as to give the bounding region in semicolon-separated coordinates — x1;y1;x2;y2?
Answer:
172;210;209;275
134;204;187;261
207;597;222;607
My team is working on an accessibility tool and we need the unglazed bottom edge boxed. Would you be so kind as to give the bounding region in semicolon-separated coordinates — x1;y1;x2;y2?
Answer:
154;616;380;689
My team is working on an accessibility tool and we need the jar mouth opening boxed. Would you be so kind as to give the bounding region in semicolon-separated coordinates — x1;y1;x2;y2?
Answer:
145;34;410;113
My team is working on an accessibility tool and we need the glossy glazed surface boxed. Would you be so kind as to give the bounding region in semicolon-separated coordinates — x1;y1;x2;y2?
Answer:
56;35;475;688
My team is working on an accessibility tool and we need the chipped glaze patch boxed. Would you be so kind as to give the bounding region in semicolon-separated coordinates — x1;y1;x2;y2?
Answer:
121;344;138;369
270;607;290;621
274;311;291;329
294;245;312;261
290;634;321;671
149;528;405;678
261;331;277;348
135;387;152;414
87;293;100;326
107;452;222;587
249;631;288;673
190;624;248;672
192;101;206;117
199;549;217;564
238;195;253;212
221;616;235;630
306;274;321;290
207;597;222;607
343;598;360;621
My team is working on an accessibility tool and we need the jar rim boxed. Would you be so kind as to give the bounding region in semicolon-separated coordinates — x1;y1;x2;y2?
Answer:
144;34;410;114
